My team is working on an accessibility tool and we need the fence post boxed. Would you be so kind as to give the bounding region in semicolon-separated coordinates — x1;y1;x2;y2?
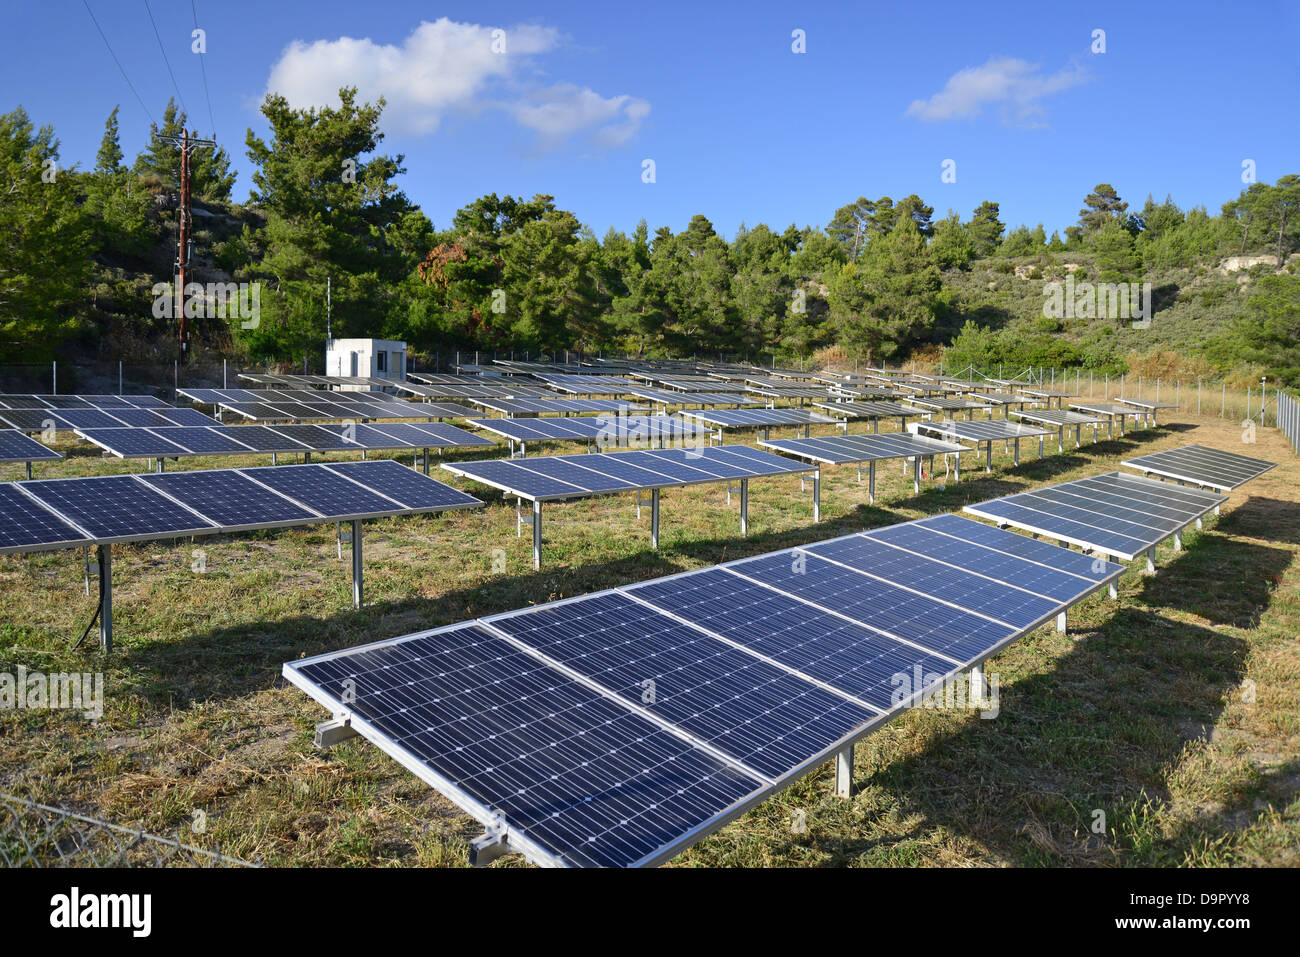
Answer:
1197;379;1201;415
223;359;227;389
1175;380;1180;410
119;360;123;395
52;361;56;394
1221;383;1226;418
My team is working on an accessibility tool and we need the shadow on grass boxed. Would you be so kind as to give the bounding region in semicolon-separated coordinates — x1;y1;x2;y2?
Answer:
813;608;1255;866
1215;495;1300;546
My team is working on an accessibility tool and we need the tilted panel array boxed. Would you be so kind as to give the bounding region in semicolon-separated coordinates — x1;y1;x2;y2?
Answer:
442;445;815;502
759;433;967;466
284;513;1122;867
75;422;493;460
467;415;711;445
963;471;1226;560
681;408;838;429
0;459;482;556
0;430;63;464
1120;444;1276;491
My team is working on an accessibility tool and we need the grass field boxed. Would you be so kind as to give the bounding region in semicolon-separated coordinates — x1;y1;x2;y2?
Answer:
1;412;1297;867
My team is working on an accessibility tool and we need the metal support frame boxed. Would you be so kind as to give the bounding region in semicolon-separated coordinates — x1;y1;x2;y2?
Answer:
913;455;921;493
813;469;821;521
97;544;112;653
531;500;542;570
739;479;749;536
969;662;987;708
650;488;660;549
470;829;511;867
351;520;363;608
1146;548;1156;574
834;743;854;797
422;448;430;475
314;715;359;750
1173;530;1182;551
867;460;876;503
1056;611;1066;634
984;442;992;474
1013;437;1020;466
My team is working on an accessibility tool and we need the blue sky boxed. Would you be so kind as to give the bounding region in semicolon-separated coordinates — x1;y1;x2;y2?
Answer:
6;0;1297;239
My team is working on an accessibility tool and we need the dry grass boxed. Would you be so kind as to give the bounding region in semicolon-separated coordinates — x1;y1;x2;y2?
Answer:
1;411;1296;867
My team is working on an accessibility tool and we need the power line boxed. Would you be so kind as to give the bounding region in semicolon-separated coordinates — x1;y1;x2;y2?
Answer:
80;0;155;125
191;0;217;139
143;0;188;119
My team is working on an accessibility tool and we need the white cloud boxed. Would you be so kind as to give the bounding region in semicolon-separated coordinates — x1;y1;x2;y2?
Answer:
905;57;1087;126
511;84;651;148
263;18;648;148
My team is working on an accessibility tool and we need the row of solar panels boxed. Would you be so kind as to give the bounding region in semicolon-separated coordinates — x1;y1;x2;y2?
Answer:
285;511;1126;867
0;394;169;409
0;406;216;432
0;459;482;555
75;422;494;460
442;445;814;502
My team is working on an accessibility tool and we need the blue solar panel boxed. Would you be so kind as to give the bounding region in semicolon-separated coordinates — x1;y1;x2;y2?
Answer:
147;427;259;454
728;550;1015;662
140;470;320;528
323;461;483;511
0;429;60;463
155;408;218;427
487;593;875;779
46;409;127;430
444;459;584;498
915;513;1116;582
102;408;172;427
267;425;360;450
22;476;217;541
214;425;310;452
241;465;406;517
75;428;193;458
804;535;1058;629
0;484;89;552
0;409;63;432
509;458;639;494
627;567;955;709
290;623;757;868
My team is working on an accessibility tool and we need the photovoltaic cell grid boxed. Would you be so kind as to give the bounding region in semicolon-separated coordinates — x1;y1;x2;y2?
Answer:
471;398;641;416
0;394;168;410
75;422;494;459
284;512;1122;867
0;430;62;464
1120;444;1276;491
681;408;838;429
914;419;1056;444
467;415;711;445
0;405;216;432
442;445;815;502
626;388;761;406
812;401;924;420
392;381;557;400
0;460;483;555
759;433;967;466
964;470;1226;560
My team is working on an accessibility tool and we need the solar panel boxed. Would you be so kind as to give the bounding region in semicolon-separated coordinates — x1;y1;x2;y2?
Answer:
812;401;922;420
681;408;837;429
626;388;760;406
0;429;61;463
401;402;480;418
444;445;810;501
472;398;638;415
155;408;219;427
1120;444;1276;491
74;428;194;458
239;465;410;518
140;469;321;529
904;396;993;413
99;408;172;428
284;514;1122;867
467;415;709;445
322;460;484;510
148;427;264;454
211;425;313;453
964;471;1227;560
914;419;1055;443
367;422;494;449
42;409;126;430
21;475;218;542
759;433;967;466
1010;409;1105;427
0;484;89;554
267;424;364;451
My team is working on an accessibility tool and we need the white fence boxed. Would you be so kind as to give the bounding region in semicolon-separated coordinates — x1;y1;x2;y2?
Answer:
1279;391;1300;455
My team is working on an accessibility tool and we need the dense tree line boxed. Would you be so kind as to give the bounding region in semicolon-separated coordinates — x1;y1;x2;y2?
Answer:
1;92;1298;381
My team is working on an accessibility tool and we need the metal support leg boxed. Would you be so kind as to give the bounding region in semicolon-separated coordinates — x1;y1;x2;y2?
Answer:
314;716;359;750
1173;530;1182;551
25;461;32;480
970;662;987;708
1146;548;1156;574
351;520;363;608
650;488;660;549
985;443;992;474
739;479;749;536
834;743;854;798
1038;435;1044;459
423;448;429;475
813;470;821;521
868;461;876;503
532;500;542;571
1074;424;1081;447
913;456;921;493
1195;516;1203;530
1057;427;1064;454
97;544;112;654
1013;438;1020;466
1056;611;1066;634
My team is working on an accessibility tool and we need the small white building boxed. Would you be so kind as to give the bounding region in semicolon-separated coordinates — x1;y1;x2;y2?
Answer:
326;338;406;382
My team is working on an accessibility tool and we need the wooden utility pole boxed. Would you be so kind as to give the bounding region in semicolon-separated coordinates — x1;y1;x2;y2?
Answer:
156;129;216;361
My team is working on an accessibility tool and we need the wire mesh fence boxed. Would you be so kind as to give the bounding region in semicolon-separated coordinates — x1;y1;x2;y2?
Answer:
0;793;257;868
1279;391;1300;454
